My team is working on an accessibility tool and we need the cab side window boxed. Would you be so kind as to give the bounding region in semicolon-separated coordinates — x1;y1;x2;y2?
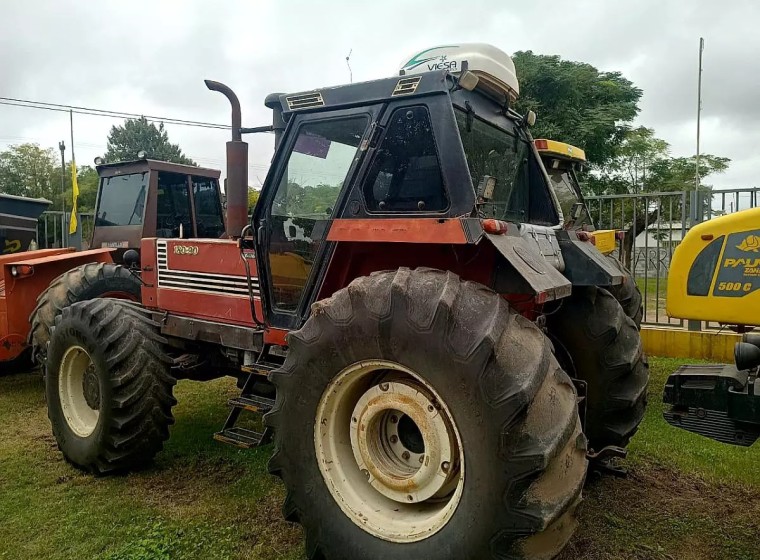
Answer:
192;176;225;238
156;172;192;237
363;106;448;212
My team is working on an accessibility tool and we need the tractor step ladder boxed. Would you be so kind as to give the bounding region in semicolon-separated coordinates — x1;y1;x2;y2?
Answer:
213;347;279;449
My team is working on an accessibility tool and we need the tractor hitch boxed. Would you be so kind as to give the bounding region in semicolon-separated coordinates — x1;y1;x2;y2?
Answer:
663;364;760;446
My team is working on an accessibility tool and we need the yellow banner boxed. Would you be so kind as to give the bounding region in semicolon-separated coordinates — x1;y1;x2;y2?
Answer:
69;161;79;235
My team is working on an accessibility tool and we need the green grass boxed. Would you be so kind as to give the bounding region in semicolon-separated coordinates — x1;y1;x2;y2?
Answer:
1;358;759;559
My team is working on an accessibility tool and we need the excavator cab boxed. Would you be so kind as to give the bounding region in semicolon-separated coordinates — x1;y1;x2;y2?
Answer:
92;159;225;259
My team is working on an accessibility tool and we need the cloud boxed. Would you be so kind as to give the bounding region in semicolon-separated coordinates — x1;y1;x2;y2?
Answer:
1;0;758;189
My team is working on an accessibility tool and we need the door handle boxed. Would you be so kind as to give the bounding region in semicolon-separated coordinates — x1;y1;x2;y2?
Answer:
257;221;267;245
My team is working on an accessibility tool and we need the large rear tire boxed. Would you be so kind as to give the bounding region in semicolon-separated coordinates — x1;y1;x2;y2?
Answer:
30;262;141;363
267;268;587;560
548;286;648;451
46;299;176;474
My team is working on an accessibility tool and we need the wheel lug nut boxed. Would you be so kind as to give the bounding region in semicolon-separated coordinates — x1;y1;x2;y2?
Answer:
379;382;389;392
402;451;410;460
390;415;398;424
441;461;450;473
361;469;370;480
390;435;398;444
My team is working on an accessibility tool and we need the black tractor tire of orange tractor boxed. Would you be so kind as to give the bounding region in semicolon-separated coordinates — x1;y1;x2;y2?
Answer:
266;267;588;560
46;299;176;474
605;256;643;329
29;262;141;364
548;286;649;452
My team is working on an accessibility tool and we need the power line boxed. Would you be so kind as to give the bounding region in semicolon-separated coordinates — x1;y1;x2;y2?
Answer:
0;96;233;130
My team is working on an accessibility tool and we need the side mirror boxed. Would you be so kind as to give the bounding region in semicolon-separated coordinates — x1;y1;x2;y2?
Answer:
523;110;537;127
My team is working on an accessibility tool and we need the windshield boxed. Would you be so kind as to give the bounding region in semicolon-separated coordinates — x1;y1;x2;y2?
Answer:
95;172;148;227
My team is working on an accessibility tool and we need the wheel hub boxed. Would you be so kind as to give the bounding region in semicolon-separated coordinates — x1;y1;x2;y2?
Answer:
82;364;101;410
349;380;457;503
58;345;100;438
315;360;465;543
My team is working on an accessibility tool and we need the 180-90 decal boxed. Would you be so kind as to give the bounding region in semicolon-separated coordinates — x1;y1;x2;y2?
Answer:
713;230;760;297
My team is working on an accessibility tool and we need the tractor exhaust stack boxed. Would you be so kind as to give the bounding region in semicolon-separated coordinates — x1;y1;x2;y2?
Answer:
205;80;248;239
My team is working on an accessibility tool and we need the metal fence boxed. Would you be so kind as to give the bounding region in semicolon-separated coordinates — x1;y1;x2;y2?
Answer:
585;188;760;329
37;211;94;251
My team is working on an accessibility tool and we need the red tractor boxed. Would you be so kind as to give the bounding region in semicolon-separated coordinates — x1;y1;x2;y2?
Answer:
44;43;648;560
0;159;224;368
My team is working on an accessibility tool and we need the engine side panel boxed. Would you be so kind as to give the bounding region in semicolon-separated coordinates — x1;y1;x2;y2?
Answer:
667;208;760;325
142;238;261;327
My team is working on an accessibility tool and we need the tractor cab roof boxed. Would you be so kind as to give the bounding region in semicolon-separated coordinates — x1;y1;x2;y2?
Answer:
534;139;587;163
273;44;524;124
94;159;220;179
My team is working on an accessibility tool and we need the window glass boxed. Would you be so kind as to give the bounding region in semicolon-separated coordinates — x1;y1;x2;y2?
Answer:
364;106;447;212
192;176;225;237
95;173;148;226
455;110;529;221
546;166;592;228
269;116;368;310
156;172;192;237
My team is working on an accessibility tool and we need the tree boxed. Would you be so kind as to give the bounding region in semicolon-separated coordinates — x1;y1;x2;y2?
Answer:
584;127;730;267
104;117;196;165
513;51;642;166
71;165;100;212
0;143;59;200
248;188;260;212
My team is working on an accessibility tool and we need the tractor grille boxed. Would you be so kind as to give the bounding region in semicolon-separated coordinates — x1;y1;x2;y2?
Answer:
156;241;258;297
285;92;325;110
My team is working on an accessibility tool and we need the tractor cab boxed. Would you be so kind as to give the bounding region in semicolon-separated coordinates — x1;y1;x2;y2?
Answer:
93;159;225;259
248;43;579;328
534;139;593;230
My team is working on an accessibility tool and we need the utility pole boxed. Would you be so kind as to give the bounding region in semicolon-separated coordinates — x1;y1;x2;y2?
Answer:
58;140;66;247
695;37;704;193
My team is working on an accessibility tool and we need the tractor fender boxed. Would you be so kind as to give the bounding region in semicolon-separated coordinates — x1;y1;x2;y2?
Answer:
556;230;625;287
486;231;571;302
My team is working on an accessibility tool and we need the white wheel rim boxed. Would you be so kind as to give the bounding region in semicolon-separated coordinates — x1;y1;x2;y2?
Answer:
315;361;464;543
58;345;100;437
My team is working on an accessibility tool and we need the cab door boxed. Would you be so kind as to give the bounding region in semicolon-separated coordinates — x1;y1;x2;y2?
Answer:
253;106;380;330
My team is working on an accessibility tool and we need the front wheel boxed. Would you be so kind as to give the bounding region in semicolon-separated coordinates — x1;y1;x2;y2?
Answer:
46;299;176;474
266;268;587;560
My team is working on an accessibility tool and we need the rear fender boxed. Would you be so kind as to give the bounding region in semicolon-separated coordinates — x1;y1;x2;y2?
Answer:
557;230;624;287
486;231;571;303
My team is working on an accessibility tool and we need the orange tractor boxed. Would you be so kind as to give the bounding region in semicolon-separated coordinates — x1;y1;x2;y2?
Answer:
39;43;647;560
0;159;224;367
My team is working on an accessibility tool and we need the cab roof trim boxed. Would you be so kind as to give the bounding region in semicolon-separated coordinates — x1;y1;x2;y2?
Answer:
95;159;221;178
276;70;451;115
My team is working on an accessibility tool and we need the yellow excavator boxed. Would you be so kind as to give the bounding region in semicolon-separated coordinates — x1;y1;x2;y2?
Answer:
663;206;760;446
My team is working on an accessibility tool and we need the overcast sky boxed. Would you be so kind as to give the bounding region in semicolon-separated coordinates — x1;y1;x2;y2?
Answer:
2;0;758;190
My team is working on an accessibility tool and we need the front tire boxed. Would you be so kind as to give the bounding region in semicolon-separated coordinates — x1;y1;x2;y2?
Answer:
267;268;587;560
46;299;176;474
30;262;141;363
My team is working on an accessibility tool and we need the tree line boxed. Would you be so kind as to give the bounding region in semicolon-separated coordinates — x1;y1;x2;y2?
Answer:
0;117;195;212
